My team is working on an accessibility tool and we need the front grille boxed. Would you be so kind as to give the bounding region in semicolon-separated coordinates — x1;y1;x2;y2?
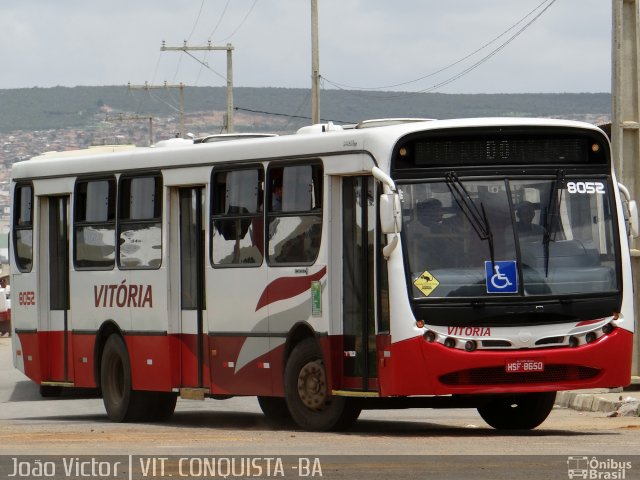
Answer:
439;365;599;386
481;340;512;348
535;336;565;346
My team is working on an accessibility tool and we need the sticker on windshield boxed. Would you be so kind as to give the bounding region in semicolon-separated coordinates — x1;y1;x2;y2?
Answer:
414;271;440;297
485;261;518;294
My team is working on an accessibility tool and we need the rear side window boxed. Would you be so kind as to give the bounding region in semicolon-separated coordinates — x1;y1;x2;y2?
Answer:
13;184;33;272
118;174;162;269
210;167;264;266
74;178;116;269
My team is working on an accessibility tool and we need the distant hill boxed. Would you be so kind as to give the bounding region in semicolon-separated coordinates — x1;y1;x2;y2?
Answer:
0;86;611;133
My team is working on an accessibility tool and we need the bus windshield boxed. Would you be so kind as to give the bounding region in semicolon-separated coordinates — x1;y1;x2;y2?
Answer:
400;177;619;299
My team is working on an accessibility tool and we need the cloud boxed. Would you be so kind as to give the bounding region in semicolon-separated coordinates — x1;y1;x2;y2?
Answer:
0;0;612;93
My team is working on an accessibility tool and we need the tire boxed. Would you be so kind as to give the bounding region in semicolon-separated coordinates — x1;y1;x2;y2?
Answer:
477;391;556;430
100;334;147;422
148;392;178;422
284;338;361;431
257;396;293;426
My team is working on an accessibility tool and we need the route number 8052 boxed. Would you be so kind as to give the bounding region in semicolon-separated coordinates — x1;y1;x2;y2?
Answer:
566;181;605;194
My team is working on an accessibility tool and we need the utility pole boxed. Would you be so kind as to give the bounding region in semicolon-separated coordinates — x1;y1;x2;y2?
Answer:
161;41;235;133
612;0;640;376
128;82;185;138
311;0;320;124
107;113;154;146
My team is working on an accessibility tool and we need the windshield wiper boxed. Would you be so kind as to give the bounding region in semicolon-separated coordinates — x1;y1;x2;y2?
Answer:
542;169;565;277
445;171;495;268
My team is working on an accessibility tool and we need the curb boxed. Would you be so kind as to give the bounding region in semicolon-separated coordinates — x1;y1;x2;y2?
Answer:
555;377;640;416
555;391;622;414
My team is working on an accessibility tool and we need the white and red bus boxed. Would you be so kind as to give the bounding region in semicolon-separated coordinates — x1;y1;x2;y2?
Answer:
10;118;636;431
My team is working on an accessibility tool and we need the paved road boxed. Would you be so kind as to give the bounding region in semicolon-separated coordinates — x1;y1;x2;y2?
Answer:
2;336;640;480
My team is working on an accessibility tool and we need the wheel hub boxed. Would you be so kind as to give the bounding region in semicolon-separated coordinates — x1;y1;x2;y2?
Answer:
297;359;326;410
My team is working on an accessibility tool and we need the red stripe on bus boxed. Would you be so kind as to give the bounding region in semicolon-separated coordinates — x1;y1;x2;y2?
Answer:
255;266;326;311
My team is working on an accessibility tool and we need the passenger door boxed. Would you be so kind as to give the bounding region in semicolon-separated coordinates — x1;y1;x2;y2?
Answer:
39;196;72;383
176;186;207;388
341;177;378;391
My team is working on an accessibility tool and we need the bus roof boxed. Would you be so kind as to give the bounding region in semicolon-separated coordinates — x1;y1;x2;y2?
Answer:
11;117;606;182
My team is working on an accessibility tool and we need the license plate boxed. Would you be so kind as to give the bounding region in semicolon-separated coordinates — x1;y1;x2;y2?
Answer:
505;359;544;373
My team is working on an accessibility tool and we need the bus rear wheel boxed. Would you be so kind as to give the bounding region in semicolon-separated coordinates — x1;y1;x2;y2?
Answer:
100;334;147;422
477;391;556;430
284;338;361;431
149;392;178;421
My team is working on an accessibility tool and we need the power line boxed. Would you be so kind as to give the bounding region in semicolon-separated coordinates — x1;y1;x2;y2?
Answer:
208;0;232;41
162;42;236;132
412;0;558;95
215;0;260;42
182;49;228;82
187;0;207;42
284;90;312;131
323;0;557;93
235;106;355;125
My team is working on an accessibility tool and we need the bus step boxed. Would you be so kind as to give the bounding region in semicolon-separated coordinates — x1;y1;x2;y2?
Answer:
179;388;209;401
41;381;75;387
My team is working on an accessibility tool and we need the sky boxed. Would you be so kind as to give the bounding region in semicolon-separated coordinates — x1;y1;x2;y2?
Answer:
0;0;612;94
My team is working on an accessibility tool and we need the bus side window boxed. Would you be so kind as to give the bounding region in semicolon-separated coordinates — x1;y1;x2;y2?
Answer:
210;167;264;266
118;174;163;269
267;163;323;265
13;184;33;272
74;177;116;270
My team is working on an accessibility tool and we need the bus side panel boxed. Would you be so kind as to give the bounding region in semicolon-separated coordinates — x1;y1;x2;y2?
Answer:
12;274;39;376
328;334;345;391
377;336;436;396
209;335;275;396
126;334;175;392
40;329;73;382
267;339;286;396
179;331;211;389
378;328;633;396
14;332;42;384
71;333;97;388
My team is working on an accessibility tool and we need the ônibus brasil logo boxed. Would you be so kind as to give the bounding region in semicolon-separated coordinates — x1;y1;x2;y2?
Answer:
567;456;632;479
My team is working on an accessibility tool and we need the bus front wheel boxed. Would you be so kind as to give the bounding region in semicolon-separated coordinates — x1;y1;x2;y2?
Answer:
477;391;556;430
284;338;361;431
257;396;292;426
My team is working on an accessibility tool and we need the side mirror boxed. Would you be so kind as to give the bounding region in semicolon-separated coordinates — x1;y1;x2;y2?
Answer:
380;193;402;234
372;167;402;259
618;183;639;239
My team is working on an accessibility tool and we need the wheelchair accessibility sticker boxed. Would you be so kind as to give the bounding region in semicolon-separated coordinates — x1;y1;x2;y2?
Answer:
485;260;518;294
